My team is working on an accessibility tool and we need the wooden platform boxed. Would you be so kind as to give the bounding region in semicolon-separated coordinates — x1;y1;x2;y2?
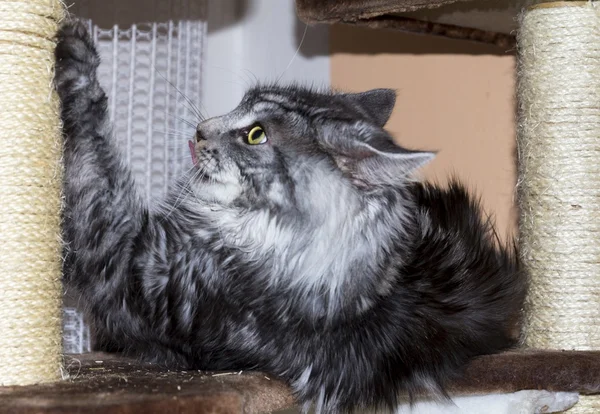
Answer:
0;353;294;414
1;350;599;413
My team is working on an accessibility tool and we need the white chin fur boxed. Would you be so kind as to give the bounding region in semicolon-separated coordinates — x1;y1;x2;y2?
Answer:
193;179;243;205
191;161;244;205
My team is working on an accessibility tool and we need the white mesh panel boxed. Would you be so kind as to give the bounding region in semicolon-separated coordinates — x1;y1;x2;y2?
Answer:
62;308;91;354
92;21;205;200
62;0;207;353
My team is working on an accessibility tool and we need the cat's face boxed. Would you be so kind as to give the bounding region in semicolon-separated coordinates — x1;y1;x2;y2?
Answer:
190;85;434;211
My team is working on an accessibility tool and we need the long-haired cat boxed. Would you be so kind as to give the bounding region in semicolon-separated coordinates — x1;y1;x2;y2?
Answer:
56;20;525;413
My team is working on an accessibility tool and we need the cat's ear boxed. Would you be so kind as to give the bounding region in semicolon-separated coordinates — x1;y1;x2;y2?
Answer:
342;89;396;127
331;131;435;186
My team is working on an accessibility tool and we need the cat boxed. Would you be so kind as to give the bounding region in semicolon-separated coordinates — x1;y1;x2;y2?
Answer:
56;20;526;414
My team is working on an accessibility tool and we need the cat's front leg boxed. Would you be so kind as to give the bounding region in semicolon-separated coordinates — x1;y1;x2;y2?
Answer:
55;22;205;362
55;21;105;138
55;21;147;290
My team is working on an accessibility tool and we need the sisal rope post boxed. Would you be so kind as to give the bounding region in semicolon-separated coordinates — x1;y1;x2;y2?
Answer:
517;1;600;411
0;0;65;385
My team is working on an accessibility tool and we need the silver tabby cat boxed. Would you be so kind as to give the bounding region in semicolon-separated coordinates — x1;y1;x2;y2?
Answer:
56;20;526;414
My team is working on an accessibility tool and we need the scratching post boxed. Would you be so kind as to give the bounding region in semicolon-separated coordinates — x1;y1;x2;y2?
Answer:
0;0;65;385
518;1;600;411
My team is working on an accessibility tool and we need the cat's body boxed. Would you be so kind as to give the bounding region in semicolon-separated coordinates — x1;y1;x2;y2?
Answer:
56;21;525;413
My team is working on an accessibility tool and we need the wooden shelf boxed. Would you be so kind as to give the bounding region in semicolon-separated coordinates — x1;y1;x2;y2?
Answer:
0;353;294;414
1;350;599;413
296;0;519;48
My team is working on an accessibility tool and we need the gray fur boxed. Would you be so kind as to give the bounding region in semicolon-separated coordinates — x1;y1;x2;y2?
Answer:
56;21;525;414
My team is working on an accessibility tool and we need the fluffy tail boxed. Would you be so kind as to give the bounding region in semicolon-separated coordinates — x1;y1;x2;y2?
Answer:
411;180;525;345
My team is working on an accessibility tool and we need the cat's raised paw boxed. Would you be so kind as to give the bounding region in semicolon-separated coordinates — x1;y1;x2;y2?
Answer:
56;20;98;66
55;20;101;102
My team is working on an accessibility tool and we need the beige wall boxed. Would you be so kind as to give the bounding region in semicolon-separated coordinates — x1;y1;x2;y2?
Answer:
330;25;518;239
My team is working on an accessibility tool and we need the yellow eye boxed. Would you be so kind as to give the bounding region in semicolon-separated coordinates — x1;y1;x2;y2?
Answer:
246;125;267;145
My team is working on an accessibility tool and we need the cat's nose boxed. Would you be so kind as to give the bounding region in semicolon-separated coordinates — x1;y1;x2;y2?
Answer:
196;117;221;141
195;129;206;142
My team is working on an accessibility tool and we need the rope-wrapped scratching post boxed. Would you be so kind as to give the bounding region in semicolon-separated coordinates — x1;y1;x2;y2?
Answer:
518;1;600;411
0;0;65;385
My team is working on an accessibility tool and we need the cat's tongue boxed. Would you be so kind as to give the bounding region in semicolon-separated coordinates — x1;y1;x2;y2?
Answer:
188;140;198;166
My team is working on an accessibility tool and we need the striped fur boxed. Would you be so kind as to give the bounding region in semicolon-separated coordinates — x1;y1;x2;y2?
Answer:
57;21;525;413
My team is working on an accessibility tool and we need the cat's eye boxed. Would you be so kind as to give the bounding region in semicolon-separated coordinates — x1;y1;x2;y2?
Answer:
246;125;267;145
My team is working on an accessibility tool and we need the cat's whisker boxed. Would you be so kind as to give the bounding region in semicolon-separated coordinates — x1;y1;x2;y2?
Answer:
166;151;193;158
161;139;193;146
241;68;259;88
160;92;203;124
154;130;194;139
153;66;206;122
171;159;196;166
171;118;197;130
218;80;251;90
159;143;191;153
276;23;308;83
153;108;199;130
158;169;200;221
195;101;211;122
150;148;194;160
154;129;192;135
207;64;255;90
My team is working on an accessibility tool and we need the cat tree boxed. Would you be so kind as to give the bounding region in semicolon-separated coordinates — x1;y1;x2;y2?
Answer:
0;0;64;386
518;1;600;411
1;0;600;412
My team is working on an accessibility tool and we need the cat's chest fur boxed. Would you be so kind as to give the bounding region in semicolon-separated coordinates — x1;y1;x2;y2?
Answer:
181;187;412;320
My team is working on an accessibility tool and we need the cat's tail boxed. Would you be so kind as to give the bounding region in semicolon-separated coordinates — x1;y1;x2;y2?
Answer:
395;179;526;395
411;179;526;347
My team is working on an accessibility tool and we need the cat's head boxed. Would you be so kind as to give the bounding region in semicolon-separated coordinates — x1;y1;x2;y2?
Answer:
190;85;434;210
